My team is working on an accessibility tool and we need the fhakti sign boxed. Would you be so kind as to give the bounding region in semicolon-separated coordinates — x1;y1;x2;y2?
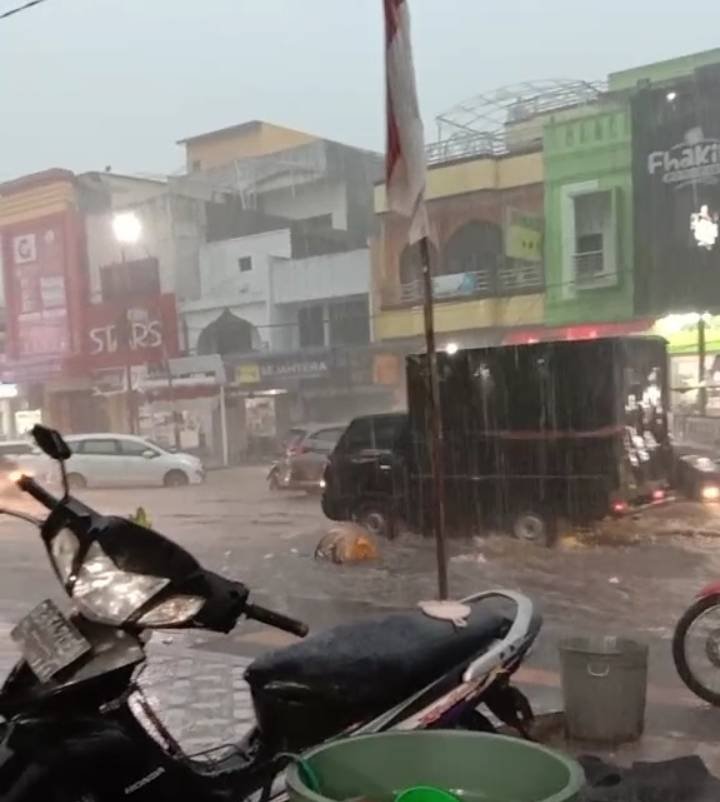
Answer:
632;65;720;316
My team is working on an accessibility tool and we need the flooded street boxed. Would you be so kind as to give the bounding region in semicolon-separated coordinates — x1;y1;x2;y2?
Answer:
2;470;719;683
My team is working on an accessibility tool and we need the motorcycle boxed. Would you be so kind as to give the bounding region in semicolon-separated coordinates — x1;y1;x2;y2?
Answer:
0;425;541;801
673;580;720;705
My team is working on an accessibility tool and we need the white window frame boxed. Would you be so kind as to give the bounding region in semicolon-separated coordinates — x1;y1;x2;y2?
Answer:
560;181;619;295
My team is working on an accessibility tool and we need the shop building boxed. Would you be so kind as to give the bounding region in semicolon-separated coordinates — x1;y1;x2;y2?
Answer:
174;122;387;455
0;169;94;434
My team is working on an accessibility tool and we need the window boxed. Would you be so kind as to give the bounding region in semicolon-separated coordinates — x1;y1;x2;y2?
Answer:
343;418;371;452
572;190;616;288
341;416;405;453
191;159;202;171
329;299;370;346
308;427;345;448
119;438;156;457
76;438;118;455
238;256;252;273
298;305;325;348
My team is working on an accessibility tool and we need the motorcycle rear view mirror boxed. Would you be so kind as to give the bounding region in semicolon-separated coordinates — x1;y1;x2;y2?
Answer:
32;425;72;499
32;425;72;461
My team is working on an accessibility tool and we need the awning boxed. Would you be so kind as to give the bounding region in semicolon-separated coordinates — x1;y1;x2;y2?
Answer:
503;319;655;345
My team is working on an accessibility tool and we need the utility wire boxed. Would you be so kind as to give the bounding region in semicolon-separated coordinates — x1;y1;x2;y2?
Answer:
0;0;49;20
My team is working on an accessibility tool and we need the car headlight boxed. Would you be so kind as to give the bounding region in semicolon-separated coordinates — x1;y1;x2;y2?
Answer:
136;595;205;626
71;541;169;626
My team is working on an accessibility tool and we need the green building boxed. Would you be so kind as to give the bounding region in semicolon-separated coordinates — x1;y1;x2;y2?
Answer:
543;101;633;326
543;47;720;330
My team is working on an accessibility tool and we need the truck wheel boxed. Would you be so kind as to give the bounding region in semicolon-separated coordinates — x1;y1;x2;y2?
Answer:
355;501;396;540
511;510;555;547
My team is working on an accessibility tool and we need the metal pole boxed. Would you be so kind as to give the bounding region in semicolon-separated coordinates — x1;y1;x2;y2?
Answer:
419;236;449;600
699;315;707;416
119;247;137;435
219;384;229;467
125;361;135;434
165;356;181;450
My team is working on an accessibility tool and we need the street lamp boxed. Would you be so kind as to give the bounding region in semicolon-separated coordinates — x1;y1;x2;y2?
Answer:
112;211;143;434
112;211;142;247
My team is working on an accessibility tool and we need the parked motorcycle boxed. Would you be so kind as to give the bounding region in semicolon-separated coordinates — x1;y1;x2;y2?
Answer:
673;581;720;705
0;425;541;801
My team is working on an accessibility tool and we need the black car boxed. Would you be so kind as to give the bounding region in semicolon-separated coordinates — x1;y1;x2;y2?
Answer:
322;413;408;538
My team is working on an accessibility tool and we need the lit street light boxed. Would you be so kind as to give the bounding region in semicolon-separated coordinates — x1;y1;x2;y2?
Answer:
112;210;142;246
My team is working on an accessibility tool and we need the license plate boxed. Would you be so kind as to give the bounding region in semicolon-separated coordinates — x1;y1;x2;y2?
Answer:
11;600;91;682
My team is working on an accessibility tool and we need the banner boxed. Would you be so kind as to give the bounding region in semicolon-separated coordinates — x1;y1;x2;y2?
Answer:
1;214;72;361
633;64;720;315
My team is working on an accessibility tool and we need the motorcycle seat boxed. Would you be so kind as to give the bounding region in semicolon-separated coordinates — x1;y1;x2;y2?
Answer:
244;602;513;708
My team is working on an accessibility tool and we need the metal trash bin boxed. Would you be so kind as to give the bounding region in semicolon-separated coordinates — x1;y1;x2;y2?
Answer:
559;635;648;743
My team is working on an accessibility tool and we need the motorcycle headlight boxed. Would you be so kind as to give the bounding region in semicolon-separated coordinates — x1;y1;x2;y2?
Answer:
136;595;205;627
72;541;169;626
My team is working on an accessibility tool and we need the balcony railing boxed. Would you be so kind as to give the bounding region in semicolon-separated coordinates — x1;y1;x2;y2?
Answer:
383;264;544;308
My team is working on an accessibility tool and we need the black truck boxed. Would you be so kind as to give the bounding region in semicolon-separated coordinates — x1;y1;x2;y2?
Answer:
322;336;672;544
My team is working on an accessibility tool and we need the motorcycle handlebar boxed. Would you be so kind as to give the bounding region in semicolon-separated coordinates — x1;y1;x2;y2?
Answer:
17;475;59;511
245;602;308;638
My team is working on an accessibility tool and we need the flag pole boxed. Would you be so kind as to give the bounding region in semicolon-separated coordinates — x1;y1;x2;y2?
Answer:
419;236;449;600
383;0;449;598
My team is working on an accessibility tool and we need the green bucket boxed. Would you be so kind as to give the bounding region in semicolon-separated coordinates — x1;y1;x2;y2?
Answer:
286;731;585;802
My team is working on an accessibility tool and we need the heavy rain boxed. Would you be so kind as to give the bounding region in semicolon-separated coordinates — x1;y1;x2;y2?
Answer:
2;1;720;800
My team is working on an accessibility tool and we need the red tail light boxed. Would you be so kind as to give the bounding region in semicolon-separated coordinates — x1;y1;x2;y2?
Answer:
612;500;628;514
652;488;665;501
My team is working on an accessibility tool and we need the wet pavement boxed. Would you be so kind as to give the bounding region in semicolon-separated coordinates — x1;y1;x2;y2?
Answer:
0;468;720;765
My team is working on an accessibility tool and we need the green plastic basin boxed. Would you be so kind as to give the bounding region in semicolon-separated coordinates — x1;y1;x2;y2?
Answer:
286;731;584;802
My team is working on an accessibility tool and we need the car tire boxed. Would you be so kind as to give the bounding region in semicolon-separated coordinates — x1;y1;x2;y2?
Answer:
511;510;555;547
672;594;720;706
354;500;396;540
164;469;189;488
67;473;87;490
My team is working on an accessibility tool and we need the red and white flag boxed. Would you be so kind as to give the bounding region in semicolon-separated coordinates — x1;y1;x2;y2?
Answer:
384;0;429;243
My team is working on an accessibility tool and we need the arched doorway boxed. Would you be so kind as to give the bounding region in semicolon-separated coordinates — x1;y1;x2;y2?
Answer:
196;308;260;356
442;221;502;296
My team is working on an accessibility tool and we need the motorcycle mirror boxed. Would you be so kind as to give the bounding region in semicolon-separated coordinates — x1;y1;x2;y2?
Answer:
31;425;72;461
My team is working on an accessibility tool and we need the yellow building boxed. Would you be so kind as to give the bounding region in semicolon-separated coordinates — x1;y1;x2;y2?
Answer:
372;147;545;347
178;120;318;172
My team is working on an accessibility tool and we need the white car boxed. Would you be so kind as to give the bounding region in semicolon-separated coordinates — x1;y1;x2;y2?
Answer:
61;434;205;489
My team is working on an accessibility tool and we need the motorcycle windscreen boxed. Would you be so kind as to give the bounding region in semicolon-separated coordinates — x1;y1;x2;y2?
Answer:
47;515;206;627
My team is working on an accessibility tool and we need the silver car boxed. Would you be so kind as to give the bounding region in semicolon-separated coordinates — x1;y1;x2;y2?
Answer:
268;423;346;494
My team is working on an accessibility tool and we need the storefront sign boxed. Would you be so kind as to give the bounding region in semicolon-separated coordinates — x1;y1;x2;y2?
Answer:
632;65;720;315
81;294;179;370
234;354;332;386
236;364;261;384
2;215;72;361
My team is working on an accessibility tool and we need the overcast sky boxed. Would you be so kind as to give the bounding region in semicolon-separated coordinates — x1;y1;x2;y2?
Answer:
1;0;718;180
